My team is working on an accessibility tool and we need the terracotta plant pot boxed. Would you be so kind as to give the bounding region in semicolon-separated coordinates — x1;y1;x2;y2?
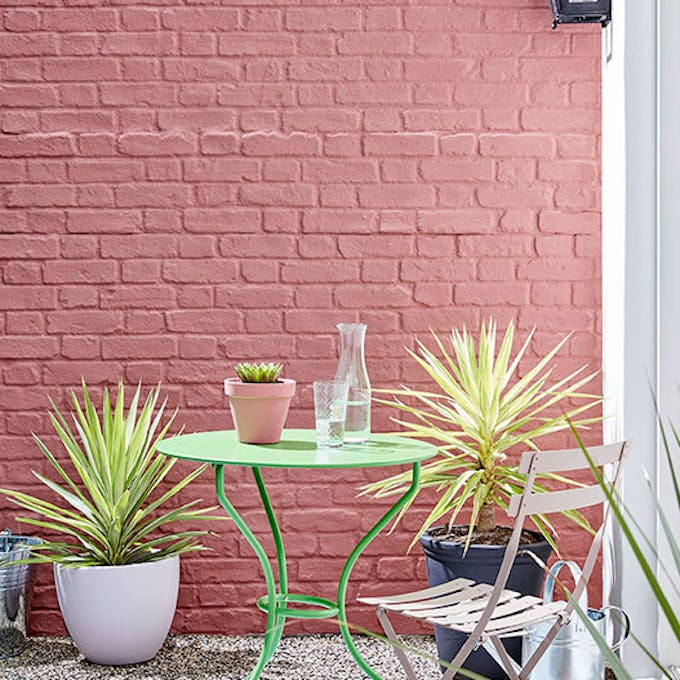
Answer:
224;378;296;444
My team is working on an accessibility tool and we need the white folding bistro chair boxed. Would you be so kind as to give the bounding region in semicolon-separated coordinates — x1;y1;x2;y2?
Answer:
359;441;629;680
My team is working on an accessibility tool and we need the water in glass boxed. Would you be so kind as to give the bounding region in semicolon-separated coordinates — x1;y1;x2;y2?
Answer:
313;380;348;448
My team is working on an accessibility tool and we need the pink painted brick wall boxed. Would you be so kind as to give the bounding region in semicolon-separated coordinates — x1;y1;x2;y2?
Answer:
0;0;602;636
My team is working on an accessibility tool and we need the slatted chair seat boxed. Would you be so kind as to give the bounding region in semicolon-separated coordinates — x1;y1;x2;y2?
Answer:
360;580;564;636
360;441;629;680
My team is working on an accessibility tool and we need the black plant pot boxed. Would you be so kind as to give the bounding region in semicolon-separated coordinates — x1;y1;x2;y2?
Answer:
420;528;552;680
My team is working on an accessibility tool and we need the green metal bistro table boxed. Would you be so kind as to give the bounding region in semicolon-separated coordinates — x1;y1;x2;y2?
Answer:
157;428;436;680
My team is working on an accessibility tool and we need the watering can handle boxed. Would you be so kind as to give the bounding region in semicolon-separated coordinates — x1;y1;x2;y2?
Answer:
601;605;631;652
542;560;589;612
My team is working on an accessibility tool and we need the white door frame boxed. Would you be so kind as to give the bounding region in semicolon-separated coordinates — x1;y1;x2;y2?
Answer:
602;0;680;676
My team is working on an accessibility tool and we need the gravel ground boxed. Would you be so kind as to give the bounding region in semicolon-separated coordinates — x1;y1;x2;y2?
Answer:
0;634;441;680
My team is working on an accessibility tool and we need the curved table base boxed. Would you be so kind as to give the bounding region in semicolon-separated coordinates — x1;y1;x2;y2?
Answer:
214;462;421;680
337;462;420;679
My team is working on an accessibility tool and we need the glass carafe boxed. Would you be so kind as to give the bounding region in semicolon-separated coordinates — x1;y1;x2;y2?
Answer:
334;323;370;444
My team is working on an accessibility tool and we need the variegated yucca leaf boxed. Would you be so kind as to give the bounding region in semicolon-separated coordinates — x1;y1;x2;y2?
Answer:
0;381;221;566
361;320;602;552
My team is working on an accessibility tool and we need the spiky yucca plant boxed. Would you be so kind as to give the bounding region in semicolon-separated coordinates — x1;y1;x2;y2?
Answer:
362;320;603;552
234;362;283;383
0;381;218;567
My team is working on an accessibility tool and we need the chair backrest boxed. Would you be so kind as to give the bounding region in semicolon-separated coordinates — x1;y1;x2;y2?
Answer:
507;441;629;519
503;440;628;622
454;440;629;650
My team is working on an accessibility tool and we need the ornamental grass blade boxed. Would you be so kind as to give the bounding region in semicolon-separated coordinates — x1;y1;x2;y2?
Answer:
663;419;680;509
567;593;636;680
644;473;680;574
572;426;680;639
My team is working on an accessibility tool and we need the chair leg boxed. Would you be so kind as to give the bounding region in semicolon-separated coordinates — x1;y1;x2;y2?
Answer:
518;616;567;680
376;607;419;680
440;633;482;680
487;637;521;680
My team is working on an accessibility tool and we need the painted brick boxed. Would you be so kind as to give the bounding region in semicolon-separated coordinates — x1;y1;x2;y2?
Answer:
302;160;378;183
286;9;361;31
115;184;192;208
121;8;159;31
0;0;602;639
161;9;238;31
335;83;411;105
184;209;260;234
337;235;414;259
0;133;74;158
420;159;494;181
43;261;118;285
0;336;59;359
3;10;40;32
100;84;176;107
365;133;437;156
455;282;530;306
0;85;58;108
240;184;316;207
101;33;176;57
219;34;295;57
43;58;120;82
220;234;296;258
403;109;481;132
242;133;321;158
339;33;412;56
480;133;555;157
0;236;59;259
359;184;435;209
199;133;239;156
100;285;176;310
67;160;144;183
163;260;239;284
163;59;240;83
0;34;57;57
102;336;176;360
405;8;482;31
66;210;141;234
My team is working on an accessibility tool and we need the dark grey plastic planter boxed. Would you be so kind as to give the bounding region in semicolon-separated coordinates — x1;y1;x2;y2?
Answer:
420;527;552;680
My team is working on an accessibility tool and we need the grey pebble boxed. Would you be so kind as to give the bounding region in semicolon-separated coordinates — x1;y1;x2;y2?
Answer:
0;634;441;679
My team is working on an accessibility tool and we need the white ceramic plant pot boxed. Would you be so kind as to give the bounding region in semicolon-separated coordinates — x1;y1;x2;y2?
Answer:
54;555;179;665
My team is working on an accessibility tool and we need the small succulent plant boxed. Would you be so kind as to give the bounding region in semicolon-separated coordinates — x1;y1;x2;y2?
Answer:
234;362;283;383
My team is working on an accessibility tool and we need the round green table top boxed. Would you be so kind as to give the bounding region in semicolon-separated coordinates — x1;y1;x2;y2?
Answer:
157;428;437;469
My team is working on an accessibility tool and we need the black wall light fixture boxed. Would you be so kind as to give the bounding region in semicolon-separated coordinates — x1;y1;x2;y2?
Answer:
549;0;611;29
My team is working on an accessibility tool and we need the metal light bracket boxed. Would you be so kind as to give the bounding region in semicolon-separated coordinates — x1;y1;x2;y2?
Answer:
549;0;611;29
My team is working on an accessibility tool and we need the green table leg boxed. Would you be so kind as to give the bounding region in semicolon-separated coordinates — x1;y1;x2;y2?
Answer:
214;465;288;679
252;467;288;663
336;462;421;680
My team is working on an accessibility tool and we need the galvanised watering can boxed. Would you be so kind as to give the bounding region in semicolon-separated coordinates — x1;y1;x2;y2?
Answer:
522;560;630;680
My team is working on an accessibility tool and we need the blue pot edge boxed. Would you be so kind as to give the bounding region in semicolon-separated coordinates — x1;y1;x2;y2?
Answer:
419;525;550;552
